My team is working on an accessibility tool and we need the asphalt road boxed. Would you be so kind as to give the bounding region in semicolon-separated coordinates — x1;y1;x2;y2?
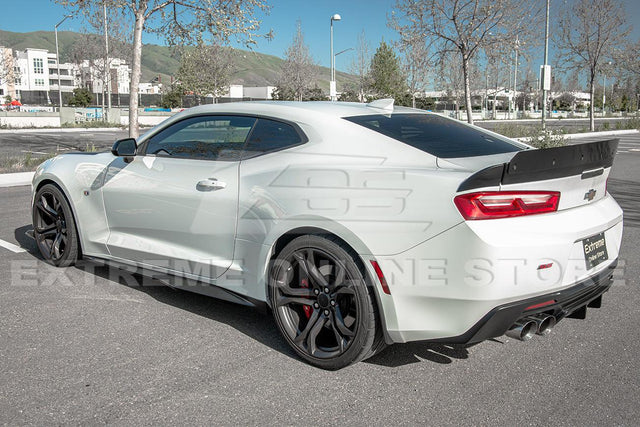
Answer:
0;129;128;158
0;134;639;425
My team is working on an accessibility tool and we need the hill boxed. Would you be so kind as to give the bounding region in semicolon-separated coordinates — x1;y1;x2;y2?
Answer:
0;29;357;90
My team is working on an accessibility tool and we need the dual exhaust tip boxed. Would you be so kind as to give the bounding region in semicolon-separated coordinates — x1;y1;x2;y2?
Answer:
506;315;556;341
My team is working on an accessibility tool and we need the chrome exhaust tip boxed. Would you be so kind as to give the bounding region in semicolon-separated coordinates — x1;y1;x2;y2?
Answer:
506;319;537;341
534;315;556;336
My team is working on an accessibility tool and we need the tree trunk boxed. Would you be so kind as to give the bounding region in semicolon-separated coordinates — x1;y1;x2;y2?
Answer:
461;53;474;125
128;6;146;138
589;77;595;132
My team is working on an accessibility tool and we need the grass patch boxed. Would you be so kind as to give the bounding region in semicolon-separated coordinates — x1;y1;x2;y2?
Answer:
493;124;567;149
0;152;58;174
62;120;124;129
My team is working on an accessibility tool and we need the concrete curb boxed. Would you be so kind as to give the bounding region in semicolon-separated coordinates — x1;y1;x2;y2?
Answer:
563;129;639;139
0;127;124;134
0;172;34;188
515;129;639;142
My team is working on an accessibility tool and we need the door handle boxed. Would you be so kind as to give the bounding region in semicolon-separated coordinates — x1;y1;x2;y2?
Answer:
196;178;227;191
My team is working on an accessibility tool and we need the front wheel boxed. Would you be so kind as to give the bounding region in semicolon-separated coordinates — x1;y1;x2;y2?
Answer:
269;235;381;370
32;184;79;267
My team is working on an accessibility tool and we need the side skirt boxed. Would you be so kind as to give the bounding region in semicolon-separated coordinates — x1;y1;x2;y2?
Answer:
83;255;268;312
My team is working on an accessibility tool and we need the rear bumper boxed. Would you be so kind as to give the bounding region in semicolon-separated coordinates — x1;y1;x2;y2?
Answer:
431;258;617;344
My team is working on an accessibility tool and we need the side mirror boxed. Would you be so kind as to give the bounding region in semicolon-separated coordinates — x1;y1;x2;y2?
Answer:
111;138;137;157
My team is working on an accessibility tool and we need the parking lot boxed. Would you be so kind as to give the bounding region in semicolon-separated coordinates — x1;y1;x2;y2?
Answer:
0;132;639;425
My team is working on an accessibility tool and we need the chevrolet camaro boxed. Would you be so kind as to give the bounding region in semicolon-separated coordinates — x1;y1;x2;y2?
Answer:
31;100;622;369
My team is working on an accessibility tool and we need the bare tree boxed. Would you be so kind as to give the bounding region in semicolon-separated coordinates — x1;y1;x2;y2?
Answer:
274;22;317;102
56;0;270;137
396;36;431;108
555;0;630;131
176;43;236;101
348;29;371;102
391;0;540;124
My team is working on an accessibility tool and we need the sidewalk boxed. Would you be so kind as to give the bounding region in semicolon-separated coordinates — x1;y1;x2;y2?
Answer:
0;172;34;188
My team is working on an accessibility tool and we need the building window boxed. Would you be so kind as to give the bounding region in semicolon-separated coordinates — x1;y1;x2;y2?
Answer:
0;89;4;96
35;79;45;87
48;59;56;65
33;58;44;74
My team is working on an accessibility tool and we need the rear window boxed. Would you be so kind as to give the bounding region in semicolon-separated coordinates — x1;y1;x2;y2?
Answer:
344;113;523;158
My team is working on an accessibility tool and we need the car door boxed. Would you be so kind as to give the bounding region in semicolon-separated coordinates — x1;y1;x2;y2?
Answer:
101;114;256;279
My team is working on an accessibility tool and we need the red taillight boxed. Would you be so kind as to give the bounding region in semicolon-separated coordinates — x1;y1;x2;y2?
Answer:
525;299;556;310
454;191;560;220
370;260;391;295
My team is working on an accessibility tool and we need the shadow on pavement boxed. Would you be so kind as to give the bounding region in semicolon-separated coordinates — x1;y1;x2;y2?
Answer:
75;258;301;362
14;224;38;255
607;178;640;228
366;342;473;368
14;223;482;370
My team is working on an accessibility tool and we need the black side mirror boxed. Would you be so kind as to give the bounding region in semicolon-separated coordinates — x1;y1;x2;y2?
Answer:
111;138;137;157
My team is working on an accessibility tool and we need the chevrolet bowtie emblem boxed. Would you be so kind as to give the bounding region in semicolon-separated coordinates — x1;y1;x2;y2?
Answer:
584;189;596;201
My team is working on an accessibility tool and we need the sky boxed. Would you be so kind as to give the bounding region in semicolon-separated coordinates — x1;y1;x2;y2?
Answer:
1;0;639;82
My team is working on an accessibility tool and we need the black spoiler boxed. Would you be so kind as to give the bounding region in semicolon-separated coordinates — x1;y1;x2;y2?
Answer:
457;139;619;192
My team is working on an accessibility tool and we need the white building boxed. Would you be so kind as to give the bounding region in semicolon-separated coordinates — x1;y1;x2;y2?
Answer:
14;48;52;102
48;52;79;94
80;57;131;96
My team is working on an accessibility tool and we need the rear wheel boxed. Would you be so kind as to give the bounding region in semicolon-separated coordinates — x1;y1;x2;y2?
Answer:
269;235;381;370
32;184;79;267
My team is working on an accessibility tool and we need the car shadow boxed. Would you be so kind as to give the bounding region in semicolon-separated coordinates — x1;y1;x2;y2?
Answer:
608;178;640;228
14;224;298;362
365;341;480;368
14;223;484;369
77;259;301;361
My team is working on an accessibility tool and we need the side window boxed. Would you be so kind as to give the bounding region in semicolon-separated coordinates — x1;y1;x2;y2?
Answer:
145;115;256;161
242;119;304;159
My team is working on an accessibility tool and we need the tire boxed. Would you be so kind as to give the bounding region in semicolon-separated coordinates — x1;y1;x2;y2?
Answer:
32;183;79;267
269;235;382;370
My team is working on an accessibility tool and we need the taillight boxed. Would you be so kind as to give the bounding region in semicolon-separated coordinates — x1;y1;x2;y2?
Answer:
454;191;560;220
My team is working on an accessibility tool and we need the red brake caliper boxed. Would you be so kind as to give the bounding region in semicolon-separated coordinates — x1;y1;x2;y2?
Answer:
300;278;312;319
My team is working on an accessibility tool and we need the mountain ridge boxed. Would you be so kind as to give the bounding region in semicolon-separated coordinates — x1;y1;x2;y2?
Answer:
0;29;357;90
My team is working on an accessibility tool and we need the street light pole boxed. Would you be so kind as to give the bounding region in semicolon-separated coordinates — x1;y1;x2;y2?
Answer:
541;0;550;130
54;14;73;110
104;1;111;112
330;13;341;101
602;61;612;116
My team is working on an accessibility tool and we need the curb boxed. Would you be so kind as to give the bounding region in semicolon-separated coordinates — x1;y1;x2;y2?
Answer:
515;129;639;142
564;129;639;139
0;127;125;134
0;172;34;188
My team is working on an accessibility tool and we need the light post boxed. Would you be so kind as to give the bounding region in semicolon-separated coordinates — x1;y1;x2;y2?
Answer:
334;47;353;100
513;36;519;118
541;0;550;129
602;60;612;116
330;13;341;101
54;14;73;109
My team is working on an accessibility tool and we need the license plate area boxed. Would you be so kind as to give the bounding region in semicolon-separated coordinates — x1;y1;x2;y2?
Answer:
582;232;608;270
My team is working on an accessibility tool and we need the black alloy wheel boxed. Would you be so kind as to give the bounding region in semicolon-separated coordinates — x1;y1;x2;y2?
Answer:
270;235;382;370
32;184;79;267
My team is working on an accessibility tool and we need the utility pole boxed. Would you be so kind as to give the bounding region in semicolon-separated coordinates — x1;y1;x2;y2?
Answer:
514;37;519;118
104;1;111;114
542;0;550;129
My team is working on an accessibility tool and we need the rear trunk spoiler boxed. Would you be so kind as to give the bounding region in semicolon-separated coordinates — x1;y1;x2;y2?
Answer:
457;139;619;192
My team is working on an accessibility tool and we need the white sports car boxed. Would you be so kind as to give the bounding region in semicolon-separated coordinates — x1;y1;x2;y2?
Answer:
31;100;622;369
